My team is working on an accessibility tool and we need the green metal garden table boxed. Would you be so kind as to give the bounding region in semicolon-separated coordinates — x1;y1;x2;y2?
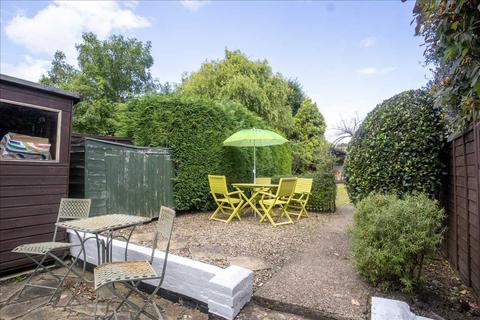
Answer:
232;183;278;218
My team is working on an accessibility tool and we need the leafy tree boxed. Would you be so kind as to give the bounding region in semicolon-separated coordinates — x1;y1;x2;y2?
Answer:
178;50;294;134
291;98;331;174
40;51;77;87
413;0;480;128
286;78;305;115
75;33;157;102
40;32;157;134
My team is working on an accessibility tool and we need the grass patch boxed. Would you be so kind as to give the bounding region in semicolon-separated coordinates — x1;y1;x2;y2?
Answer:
336;183;350;208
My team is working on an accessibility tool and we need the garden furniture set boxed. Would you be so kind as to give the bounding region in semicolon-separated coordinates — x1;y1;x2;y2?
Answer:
208;175;313;227
11;198;176;320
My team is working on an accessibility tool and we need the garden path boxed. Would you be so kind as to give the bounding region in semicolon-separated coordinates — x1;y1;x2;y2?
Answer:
253;205;372;320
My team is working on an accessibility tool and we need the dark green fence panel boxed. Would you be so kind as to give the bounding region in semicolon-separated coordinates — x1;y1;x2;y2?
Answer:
82;138;173;217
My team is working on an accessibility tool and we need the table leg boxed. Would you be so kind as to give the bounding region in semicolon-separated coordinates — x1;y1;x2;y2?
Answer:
234;187;262;217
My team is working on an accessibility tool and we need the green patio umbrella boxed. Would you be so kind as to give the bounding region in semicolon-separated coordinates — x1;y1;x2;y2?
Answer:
223;128;288;182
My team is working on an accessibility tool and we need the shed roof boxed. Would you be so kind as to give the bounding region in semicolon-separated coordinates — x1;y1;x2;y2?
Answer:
0;73;81;102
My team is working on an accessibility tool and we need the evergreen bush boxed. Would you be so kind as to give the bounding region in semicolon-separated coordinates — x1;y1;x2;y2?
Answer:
344;89;448;203
304;168;336;212
120;94;291;211
273;166;336;213
350;192;445;291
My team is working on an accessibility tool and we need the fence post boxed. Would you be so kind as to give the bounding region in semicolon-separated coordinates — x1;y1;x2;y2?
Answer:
462;132;471;286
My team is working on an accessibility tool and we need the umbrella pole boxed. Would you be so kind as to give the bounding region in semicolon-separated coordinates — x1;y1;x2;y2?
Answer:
253;145;256;183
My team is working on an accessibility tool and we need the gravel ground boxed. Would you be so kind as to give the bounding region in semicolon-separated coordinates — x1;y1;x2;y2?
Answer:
120;210;330;290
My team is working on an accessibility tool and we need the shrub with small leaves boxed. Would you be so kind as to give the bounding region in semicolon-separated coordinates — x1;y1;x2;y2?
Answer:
344;89;448;203
305;168;336;212
273;165;336;213
119;94;291;211
350;192;445;292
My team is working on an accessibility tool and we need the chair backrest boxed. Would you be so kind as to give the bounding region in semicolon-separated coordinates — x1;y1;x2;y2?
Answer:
150;206;176;264
208;175;228;195
276;178;297;198
255;177;271;185
295;178;313;194
54;198;91;241
58;198;91;219
150;206;175;290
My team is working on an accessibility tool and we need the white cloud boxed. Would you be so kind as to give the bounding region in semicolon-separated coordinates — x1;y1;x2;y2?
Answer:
4;1;151;60
0;56;51;82
360;36;376;48
180;1;210;12
356;66;397;76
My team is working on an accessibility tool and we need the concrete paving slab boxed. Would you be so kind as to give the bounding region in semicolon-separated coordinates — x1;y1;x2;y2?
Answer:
229;256;270;271
254;205;372;320
0;296;49;320
190;246;226;260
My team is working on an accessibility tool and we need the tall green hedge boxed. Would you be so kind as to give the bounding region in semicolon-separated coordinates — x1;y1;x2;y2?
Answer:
119;94;291;211
306;168;336;212
273;166;336;213
344;89;448;203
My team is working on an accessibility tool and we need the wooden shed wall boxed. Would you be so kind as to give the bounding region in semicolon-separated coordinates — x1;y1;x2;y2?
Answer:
444;120;480;296
69;138;174;218
0;81;75;274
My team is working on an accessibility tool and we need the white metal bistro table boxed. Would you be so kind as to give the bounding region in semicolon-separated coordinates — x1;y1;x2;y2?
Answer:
56;214;152;266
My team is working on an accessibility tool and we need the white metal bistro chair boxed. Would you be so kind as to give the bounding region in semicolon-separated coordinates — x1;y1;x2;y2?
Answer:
94;206;175;320
11;198;91;304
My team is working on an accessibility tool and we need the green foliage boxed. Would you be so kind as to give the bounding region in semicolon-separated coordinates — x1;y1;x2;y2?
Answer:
75;33;156;102
350;193;445;291
286;78;305;115
178;50;294;134
72;99;119;135
291;97;330;174
305;167;336;212
274;165;336;213
119;94;291;211
40;32;157;134
344;89;448;203
40;51;78;87
413;0;480;128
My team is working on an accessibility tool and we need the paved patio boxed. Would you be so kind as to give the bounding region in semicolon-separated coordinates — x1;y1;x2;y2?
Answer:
0;267;311;320
254;205;372;320
0;268;207;320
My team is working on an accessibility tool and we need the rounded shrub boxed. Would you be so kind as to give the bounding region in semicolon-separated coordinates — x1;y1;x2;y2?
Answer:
350;192;445;291
344;89;448;203
120;94;291;211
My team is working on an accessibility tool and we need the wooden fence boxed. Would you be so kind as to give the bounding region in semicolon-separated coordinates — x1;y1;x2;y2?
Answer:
443;119;480;296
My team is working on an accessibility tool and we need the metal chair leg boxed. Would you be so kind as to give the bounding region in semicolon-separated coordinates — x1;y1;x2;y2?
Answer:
16;254;50;299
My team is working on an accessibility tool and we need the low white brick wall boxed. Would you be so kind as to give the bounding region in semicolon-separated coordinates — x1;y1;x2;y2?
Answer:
68;230;253;319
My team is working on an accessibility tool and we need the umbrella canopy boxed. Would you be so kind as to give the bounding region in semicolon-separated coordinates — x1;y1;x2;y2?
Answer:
223;128;288;147
223;128;288;181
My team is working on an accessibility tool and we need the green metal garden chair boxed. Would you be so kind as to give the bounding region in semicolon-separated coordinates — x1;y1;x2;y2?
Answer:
288;178;313;220
93;206;175;320
258;177;297;227
11;198;91;304
208;175;244;223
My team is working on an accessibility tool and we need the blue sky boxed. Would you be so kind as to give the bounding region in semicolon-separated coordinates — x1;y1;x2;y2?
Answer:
0;1;429;140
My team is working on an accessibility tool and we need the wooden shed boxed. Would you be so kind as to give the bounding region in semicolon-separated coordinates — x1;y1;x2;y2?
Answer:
69;136;174;218
0;74;80;274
